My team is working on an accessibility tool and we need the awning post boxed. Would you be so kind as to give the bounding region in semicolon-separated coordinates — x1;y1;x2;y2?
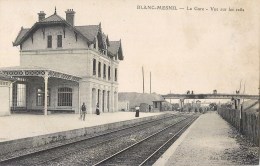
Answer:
44;72;49;115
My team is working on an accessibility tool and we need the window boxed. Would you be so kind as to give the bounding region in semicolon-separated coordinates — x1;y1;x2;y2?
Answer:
58;87;72;106
98;62;101;77
93;59;96;75
12;83;27;107
97;89;100;105
36;88;50;106
115;68;117;81
154;102;158;108
108;66;111;80
57;35;62;47
103;64;106;79
47;35;52;48
0;81;8;86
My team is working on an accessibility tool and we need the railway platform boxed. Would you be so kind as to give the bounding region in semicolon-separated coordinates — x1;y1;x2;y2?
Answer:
0;111;168;155
0;111;163;142
154;111;258;166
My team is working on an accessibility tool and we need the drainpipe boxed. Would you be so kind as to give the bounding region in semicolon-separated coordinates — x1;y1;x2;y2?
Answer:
44;72;49;116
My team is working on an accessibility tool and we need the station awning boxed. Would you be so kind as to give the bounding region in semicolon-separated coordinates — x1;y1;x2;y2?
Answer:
0;65;81;82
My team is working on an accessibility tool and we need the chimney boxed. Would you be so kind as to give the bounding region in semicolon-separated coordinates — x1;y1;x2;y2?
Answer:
38;11;46;21
65;9;75;26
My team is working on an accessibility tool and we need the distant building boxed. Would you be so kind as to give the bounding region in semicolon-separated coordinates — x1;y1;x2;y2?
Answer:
118;100;129;111
152;100;164;112
0;8;124;115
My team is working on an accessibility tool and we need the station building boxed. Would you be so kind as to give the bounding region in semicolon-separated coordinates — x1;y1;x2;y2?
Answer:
0;9;124;115
0;74;16;116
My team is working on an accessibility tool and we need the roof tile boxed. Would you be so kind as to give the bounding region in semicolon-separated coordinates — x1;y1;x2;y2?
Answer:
14;28;30;45
41;14;65;22
108;41;120;55
75;25;99;42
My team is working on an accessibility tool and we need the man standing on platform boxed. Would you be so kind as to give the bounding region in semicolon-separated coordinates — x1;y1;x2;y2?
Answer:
96;103;100;115
81;102;87;121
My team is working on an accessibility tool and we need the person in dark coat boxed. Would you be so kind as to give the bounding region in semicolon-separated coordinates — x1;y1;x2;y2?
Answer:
96;103;100;115
81;102;87;121
135;106;140;117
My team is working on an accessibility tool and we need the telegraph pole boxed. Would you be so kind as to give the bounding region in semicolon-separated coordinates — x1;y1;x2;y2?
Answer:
150;71;151;94
142;66;144;93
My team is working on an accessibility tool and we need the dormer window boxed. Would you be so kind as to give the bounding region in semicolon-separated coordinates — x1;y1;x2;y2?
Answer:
47;35;52;48
57;35;62;47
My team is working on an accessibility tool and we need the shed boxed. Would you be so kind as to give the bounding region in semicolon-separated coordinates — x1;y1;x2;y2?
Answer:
152;100;165;112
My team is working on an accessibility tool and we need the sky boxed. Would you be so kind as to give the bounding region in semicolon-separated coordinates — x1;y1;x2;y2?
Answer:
0;0;259;95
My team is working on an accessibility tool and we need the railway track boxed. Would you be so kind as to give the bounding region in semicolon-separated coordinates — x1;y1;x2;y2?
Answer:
93;115;198;166
0;113;189;166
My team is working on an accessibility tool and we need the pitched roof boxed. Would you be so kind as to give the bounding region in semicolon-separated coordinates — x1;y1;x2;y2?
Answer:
75;25;99;42
12;11;124;61
13;13;93;46
118;92;165;108
13;28;30;46
108;41;120;54
108;41;124;60
41;14;65;22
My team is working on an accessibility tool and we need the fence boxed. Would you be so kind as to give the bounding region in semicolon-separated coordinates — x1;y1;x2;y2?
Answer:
218;108;259;146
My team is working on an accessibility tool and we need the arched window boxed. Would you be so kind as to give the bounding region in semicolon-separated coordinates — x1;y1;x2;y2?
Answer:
58;87;72;106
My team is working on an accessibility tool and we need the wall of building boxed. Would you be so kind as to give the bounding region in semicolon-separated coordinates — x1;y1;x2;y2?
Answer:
18;25;120;115
26;77;79;113
140;103;149;112
60;50;119;114
87;51;119;82
21;49;119;79
21;51;89;77
153;102;162;112
0;80;11;116
118;101;129;111
80;78;118;114
22;26;88;50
